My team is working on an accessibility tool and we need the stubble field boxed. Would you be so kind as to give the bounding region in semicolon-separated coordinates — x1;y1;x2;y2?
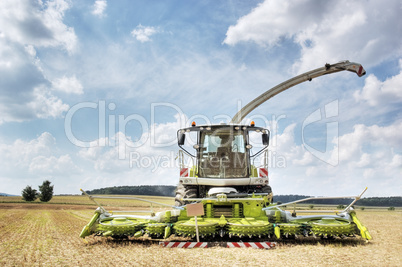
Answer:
0;196;401;267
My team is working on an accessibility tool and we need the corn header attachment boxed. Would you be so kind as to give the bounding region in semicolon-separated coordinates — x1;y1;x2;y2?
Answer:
80;188;371;241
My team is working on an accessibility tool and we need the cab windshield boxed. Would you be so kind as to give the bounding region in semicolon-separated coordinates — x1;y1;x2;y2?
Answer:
198;128;248;178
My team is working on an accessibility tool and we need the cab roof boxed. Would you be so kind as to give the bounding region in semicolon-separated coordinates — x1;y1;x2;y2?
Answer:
178;124;269;133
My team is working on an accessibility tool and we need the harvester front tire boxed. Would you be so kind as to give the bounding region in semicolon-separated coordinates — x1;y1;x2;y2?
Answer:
257;185;272;194
175;184;198;206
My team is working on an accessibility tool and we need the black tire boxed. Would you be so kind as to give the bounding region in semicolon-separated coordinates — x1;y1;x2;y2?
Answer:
174;184;185;206
256;185;272;195
174;184;198;206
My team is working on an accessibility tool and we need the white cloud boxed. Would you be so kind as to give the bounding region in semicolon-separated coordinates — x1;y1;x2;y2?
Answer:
0;132;80;177
52;75;84;94
267;120;402;196
28;85;70;119
0;132;82;194
224;0;322;47
0;82;70;124
0;0;77;123
92;0;107;17
0;0;77;53
77;114;187;188
390;154;402;168
354;60;402;106
224;0;402;72
131;24;158;42
336;123;402;164
29;154;76;175
24;44;36;57
78;134;124;173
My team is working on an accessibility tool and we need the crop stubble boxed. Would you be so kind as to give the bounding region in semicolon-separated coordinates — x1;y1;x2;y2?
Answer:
0;202;401;267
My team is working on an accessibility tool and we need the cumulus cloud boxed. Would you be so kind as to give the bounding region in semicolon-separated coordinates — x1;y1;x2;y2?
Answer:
224;0;329;47
29;154;76;175
0;132;82;194
52;75;84;95
336;123;402;163
0;0;77;123
77;114;188;189
0;88;70;124
0;132;80;177
265;119;402;196
131;24;158;42
224;0;402;72
92;0;107;17
0;0;77;53
28;86;70;119
354;60;402;106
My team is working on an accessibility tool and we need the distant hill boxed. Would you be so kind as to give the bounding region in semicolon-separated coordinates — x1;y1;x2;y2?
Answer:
85;186;402;207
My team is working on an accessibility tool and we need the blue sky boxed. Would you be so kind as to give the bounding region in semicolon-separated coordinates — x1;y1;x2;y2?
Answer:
0;0;401;197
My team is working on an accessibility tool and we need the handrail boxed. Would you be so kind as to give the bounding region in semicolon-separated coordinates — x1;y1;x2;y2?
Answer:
178;150;195;177
262;187;368;212
252;148;268;169
89;195;183;210
80;189;184;210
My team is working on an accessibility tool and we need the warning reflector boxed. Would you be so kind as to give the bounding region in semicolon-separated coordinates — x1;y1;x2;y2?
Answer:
227;242;276;249
259;168;268;177
159;242;208;248
180;168;189;177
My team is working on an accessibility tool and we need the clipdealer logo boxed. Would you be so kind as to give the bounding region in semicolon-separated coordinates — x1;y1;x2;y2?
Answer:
63;99;339;169
302;100;339;166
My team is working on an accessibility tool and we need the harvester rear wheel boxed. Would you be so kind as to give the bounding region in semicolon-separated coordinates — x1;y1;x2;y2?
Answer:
174;184;198;206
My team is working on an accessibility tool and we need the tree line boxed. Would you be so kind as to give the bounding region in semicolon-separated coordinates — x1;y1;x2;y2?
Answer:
85;186;401;207
85;185;176;197
273;194;402;207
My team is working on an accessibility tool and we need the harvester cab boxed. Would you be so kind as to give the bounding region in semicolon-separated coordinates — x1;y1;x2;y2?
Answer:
176;123;272;206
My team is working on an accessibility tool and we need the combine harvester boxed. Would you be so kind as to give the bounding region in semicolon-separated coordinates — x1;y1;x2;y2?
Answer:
80;61;371;247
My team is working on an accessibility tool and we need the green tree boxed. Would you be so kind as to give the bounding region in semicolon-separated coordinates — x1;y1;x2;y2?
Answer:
22;186;38;202
39;180;54;202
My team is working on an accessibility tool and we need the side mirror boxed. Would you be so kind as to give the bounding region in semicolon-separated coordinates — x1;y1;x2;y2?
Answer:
262;133;269;146
178;133;185;146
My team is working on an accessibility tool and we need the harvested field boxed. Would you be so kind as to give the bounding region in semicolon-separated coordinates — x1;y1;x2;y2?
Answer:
0;201;401;266
0;195;174;207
